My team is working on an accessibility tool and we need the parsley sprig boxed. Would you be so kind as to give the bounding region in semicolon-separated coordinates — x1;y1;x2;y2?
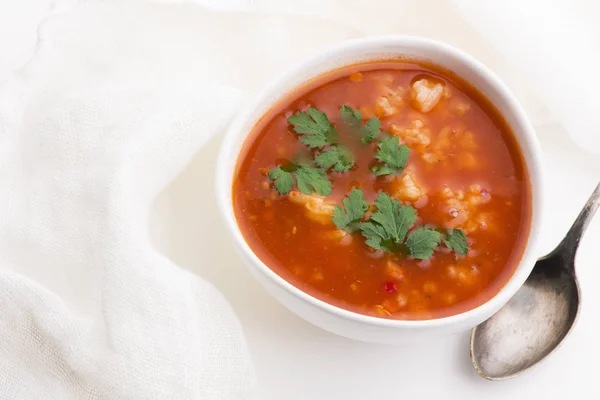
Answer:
268;163;332;196
340;105;362;128
359;192;418;253
332;188;369;233
339;192;467;260
288;108;339;148
339;105;381;144
315;145;354;173
444;229;469;255
288;107;356;174
405;228;442;260
371;136;411;176
268;107;345;196
286;106;383;176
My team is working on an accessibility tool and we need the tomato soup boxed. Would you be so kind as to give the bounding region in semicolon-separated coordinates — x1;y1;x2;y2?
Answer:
233;60;531;320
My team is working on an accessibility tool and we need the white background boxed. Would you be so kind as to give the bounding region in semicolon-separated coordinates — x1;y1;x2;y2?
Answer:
2;0;599;398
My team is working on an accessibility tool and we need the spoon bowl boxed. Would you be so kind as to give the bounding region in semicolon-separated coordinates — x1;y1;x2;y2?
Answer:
470;182;599;380
470;254;581;379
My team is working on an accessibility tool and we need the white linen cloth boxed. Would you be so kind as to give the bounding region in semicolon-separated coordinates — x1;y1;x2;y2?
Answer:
0;0;597;399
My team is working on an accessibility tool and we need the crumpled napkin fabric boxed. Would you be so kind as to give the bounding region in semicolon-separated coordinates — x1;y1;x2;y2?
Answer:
0;1;257;399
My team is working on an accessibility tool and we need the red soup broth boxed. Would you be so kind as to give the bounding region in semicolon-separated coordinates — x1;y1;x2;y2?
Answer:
233;60;531;320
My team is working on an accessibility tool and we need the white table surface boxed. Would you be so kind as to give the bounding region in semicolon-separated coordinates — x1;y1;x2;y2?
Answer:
152;122;600;399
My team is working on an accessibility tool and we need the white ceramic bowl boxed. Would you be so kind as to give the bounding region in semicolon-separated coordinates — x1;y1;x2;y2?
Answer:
215;36;545;344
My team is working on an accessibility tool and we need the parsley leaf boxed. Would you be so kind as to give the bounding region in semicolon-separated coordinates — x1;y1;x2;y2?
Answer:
371;136;410;176
315;145;355;173
339;105;381;144
360;222;390;251
288;107;355;172
444;229;469;255
370;165;398;176
405;228;441;259
267;167;295;195
370;193;417;243
360;193;417;252
288;108;338;148
332;188;369;232
268;163;331;196
340;105;362;128
295;166;332;196
361;118;381;144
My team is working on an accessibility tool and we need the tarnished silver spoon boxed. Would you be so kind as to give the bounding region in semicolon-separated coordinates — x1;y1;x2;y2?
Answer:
470;182;600;380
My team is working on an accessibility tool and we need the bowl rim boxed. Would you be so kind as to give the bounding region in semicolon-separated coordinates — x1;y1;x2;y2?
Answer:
215;35;545;329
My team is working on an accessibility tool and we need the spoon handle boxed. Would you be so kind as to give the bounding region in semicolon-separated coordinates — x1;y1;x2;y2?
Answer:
559;182;600;260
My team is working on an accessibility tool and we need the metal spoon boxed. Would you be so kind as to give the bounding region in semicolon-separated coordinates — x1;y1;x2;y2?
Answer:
470;182;600;380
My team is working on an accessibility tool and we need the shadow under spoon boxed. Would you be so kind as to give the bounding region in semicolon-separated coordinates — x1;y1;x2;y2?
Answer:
470;182;600;380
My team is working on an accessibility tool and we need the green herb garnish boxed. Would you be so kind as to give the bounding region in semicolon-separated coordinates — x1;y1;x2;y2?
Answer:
288;108;339;148
288;107;357;172
268;164;332;196
371;136;410;176
360;192;417;252
340;105;362;128
295;166;332;195
274;101;471;262
340;105;381;144
405;228;441;259
444;229;469;255
315;145;355;173
267;167;295;195
332;188;369;232
361;118;381;144
358;192;442;259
